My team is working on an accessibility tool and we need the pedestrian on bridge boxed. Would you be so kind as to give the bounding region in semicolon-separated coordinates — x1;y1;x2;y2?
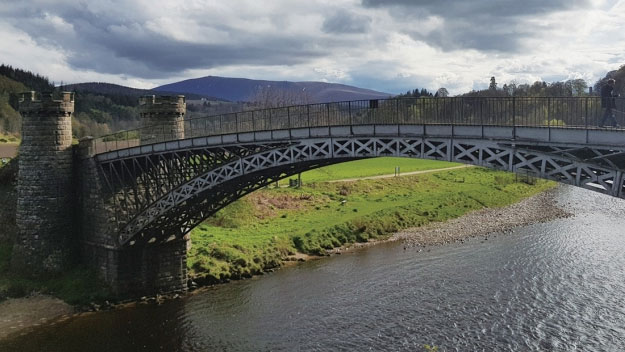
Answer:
600;79;618;127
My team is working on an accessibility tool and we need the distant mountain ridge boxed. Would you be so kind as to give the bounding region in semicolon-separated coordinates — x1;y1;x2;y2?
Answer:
64;82;224;101
154;76;392;103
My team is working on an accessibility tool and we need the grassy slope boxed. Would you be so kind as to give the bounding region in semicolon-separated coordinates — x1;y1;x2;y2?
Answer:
299;157;459;183
188;160;555;284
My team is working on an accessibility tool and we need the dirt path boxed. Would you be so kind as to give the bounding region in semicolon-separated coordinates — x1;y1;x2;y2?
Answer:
0;144;17;158
326;164;472;183
0;294;74;340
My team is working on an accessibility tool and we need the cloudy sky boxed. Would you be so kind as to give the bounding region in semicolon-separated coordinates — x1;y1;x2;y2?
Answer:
1;0;624;94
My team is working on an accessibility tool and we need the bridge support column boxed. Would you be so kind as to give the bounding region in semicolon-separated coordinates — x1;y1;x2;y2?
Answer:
12;92;75;276
78;137;188;297
139;95;185;145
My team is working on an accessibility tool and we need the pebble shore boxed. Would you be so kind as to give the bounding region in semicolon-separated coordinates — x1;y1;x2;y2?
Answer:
393;187;570;247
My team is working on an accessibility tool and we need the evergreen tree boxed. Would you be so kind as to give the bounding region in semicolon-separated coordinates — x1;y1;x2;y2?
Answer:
489;76;497;91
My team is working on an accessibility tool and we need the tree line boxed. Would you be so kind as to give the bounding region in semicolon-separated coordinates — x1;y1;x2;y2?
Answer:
1;63;624;139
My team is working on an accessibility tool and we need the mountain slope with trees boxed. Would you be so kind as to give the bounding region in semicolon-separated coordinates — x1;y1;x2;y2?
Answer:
154;76;392;103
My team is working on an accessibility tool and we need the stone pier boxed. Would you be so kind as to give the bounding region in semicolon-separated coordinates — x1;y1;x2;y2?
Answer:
139;95;185;145
12;92;75;276
77;95;189;297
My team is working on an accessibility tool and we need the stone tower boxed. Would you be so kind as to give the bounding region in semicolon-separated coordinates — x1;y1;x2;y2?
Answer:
12;91;75;276
139;95;185;145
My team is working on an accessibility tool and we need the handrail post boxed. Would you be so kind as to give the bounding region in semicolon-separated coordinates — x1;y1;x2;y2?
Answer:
235;112;239;133
307;104;310;128
512;97;516;139
548;97;551;127
461;97;464;125
348;101;352;125
585;97;589;129
396;98;399;124
327;103;330;127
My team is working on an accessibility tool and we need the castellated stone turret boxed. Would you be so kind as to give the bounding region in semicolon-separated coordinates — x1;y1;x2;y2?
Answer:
12;91;75;276
139;95;185;145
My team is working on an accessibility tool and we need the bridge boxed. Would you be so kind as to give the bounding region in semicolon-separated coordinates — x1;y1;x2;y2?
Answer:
12;92;625;296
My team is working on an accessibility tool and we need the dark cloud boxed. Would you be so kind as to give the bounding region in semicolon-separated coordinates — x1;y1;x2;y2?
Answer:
361;0;592;52
322;9;371;34
2;2;326;79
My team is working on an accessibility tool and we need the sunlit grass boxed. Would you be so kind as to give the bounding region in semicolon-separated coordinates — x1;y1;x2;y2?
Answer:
298;157;459;183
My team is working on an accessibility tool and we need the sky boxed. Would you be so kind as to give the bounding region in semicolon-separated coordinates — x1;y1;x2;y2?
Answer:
1;0;624;95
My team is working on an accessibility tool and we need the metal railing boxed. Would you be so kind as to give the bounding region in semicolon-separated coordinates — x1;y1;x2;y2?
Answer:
93;96;625;154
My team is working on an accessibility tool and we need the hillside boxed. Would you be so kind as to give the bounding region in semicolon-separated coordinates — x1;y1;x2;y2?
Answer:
64;82;226;102
154;76;392;103
0;75;27;135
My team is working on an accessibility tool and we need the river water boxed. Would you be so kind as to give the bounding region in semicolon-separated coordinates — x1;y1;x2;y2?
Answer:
2;186;625;351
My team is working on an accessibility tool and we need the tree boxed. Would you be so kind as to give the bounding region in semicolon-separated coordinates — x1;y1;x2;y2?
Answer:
436;87;449;97
568;79;588;96
489;76;497;91
250;86;311;108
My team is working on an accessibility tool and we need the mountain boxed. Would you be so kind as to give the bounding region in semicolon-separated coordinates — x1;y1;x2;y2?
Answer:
153;76;393;103
64;82;225;102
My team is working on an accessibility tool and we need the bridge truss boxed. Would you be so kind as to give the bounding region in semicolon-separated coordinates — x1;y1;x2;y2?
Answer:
95;134;625;247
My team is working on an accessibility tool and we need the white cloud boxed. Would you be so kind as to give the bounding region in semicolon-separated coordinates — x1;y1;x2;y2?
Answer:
0;0;623;95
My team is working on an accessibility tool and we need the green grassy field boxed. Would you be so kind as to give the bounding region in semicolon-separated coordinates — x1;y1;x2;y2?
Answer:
188;160;555;284
298;157;459;183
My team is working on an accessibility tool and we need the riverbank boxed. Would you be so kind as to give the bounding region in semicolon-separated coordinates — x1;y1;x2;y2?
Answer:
0;294;74;340
327;187;569;254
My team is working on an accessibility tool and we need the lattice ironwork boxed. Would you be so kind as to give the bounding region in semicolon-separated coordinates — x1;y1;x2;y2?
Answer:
95;136;625;247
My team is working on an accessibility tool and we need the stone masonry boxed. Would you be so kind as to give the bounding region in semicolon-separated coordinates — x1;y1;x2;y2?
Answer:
12;92;75;276
76;95;189;297
139;95;185;145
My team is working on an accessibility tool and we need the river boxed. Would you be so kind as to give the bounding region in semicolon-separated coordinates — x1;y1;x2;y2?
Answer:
1;186;625;351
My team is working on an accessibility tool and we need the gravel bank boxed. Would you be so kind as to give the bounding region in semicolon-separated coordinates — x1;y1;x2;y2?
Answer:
0;294;74;340
328;187;569;255
393;187;570;247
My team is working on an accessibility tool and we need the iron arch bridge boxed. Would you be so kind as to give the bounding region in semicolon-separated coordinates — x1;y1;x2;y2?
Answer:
91;96;625;247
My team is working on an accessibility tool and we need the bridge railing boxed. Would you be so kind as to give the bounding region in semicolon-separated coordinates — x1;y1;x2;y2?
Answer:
93;96;624;154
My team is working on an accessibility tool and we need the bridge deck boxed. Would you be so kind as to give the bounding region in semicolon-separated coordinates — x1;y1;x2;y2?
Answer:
95;124;625;162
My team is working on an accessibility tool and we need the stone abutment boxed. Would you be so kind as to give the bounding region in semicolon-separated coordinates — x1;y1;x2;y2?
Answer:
13;92;188;296
12;92;75;276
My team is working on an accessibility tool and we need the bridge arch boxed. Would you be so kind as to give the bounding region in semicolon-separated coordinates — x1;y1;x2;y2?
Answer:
78;96;625;295
93;126;625;247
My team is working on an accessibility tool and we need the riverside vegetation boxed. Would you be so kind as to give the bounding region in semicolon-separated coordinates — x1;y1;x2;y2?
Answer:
0;157;555;303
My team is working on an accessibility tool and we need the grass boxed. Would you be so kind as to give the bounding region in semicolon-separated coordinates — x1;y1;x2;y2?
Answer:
0;242;112;305
0;133;19;144
297;157;459;183
188;161;556;284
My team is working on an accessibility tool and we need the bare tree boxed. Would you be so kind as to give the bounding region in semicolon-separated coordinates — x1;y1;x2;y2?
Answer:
249;86;312;109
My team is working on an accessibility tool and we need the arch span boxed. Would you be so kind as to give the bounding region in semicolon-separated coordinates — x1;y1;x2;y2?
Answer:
94;130;625;247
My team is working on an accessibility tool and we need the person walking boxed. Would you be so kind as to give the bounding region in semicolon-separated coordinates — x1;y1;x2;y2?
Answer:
600;79;618;127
